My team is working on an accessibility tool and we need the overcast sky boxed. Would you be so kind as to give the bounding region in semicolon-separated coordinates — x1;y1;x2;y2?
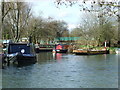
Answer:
29;0;83;30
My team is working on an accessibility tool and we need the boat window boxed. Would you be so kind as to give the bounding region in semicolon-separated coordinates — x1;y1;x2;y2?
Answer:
8;44;30;54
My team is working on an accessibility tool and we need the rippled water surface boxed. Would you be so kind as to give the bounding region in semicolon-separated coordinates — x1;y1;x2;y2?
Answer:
2;52;118;88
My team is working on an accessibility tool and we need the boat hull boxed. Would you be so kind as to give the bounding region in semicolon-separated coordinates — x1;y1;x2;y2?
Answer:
16;55;37;65
35;48;53;53
8;53;37;65
53;49;68;53
73;50;109;55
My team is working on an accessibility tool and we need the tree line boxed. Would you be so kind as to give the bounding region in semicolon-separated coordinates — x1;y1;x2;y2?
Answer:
59;0;119;47
1;0;119;47
1;1;69;43
70;12;118;46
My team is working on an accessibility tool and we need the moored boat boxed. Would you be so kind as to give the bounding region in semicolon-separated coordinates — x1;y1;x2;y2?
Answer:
53;44;69;53
73;49;109;55
53;49;68;53
39;48;53;52
115;48;120;54
35;44;54;53
7;43;37;65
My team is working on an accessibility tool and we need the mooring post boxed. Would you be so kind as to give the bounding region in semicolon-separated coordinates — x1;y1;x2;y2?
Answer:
7;57;10;66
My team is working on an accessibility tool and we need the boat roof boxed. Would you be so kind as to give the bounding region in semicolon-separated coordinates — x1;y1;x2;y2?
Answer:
9;43;28;44
8;43;33;45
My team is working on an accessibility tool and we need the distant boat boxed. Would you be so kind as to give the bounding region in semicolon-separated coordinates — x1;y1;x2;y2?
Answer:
35;44;54;53
115;48;120;54
53;44;69;53
7;43;37;65
53;49;68;53
73;49;109;55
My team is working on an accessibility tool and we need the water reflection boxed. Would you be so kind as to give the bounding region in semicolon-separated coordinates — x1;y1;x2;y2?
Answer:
53;53;63;60
37;52;67;63
37;52;54;64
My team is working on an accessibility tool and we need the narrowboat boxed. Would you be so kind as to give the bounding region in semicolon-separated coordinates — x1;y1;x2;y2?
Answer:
53;44;69;53
39;48;53;52
7;43;37;65
73;49;109;55
35;44;54;53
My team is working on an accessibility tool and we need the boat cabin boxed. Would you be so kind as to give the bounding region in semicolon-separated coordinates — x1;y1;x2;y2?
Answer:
53;44;69;53
7;43;35;54
55;44;69;50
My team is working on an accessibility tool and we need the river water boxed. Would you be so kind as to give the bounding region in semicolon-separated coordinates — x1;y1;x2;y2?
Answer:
2;52;118;88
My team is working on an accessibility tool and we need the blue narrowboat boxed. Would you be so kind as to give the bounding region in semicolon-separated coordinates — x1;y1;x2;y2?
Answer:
7;43;37;65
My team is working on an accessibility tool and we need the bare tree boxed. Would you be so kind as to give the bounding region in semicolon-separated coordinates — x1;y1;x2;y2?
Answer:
55;0;119;46
3;1;32;42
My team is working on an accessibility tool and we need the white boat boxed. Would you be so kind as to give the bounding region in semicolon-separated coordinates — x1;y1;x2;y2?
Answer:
115;48;120;54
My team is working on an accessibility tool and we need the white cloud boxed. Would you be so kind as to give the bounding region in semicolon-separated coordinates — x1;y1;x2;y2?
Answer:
31;0;81;31
68;24;77;30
